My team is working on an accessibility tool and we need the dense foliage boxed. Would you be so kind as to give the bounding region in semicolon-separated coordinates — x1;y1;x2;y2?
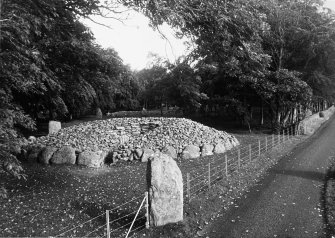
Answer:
131;0;335;127
0;0;140;197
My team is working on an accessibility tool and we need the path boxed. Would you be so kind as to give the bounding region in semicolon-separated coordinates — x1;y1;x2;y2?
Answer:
204;115;335;238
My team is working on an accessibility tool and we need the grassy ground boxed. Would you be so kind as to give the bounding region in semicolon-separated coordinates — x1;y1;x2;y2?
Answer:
0;127;301;238
322;157;335;236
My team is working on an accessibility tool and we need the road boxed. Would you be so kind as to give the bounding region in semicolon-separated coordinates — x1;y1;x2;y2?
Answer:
204;115;335;238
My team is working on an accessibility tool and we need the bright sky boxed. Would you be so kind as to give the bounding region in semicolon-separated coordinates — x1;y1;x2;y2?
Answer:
83;0;335;70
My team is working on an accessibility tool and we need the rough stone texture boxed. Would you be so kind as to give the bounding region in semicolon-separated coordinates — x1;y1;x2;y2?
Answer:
36;117;239;162
96;108;103;119
201;144;214;156
51;146;76;164
181;145;200;159
141;149;155;162
147;152;183;227
48;121;61;134
214;143;226;154
77;150;106;168
39;146;57;164
28;136;37;144
299;106;335;135
134;148;143;160
162;145;177;159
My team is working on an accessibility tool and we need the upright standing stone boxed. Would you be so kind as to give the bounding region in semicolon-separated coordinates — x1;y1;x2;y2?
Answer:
96;108;102;119
147;152;183;226
48;121;61;134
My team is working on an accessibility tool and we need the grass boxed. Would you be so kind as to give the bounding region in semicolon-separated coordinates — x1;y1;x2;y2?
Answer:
0;123;302;237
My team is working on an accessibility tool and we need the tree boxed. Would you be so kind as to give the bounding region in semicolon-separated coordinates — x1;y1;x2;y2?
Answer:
0;0;140;197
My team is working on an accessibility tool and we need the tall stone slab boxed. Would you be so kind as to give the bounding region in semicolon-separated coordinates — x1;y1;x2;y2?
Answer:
48;121;61;134
147;152;183;226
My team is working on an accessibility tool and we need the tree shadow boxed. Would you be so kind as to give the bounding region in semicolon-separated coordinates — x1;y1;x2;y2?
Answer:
269;168;324;182
270;167;335;237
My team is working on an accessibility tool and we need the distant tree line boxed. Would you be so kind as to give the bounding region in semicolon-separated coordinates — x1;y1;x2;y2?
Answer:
131;0;335;130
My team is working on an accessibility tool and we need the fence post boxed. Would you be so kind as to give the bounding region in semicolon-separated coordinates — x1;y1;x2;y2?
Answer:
238;149;241;170
249;144;252;161
225;154;228;177
145;192;149;229
208;162;211;189
272;134;274;148
186;173;190;204
258;139;261;156
106;210;110;238
278;132;280;145
265;137;268;151
282;129;285;142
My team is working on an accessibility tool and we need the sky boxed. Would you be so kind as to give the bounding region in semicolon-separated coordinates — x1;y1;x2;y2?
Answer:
83;0;335;70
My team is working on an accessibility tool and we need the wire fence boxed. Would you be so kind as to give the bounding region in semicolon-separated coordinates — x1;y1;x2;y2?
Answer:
55;122;302;238
56;193;148;238
184;123;301;202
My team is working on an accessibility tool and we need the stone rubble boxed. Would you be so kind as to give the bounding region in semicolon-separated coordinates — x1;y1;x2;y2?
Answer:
31;117;239;167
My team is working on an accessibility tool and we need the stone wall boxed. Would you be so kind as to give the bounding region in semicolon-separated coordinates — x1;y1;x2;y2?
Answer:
299;106;335;135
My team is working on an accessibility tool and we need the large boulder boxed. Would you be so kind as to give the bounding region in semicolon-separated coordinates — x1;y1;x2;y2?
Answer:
181;145;200;159
48;121;61;134
39;146;57;164
214;142;226;154
201;144;214;156
134;148;143;160
162;145;177;159
147;152;183;227
51;146;76;164
77;150;106;168
141;148;155;162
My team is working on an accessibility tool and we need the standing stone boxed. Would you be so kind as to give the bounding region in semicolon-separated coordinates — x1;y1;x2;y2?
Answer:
51;146;76;164
96;108;103;119
48;121;61;134
147;152;183;226
39;146;57;164
162;145;177;159
201;144;214;156
181;145;200;159
214;142;226;154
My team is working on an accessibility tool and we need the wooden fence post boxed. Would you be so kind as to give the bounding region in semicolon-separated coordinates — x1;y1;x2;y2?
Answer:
278;132;280;145
106;210;110;238
265;137;268;151
187;173;190;204
208;162;211;189
145;192;149;229
225;154;228;177
249;144;252;161
238;149;241;170
258;139;261;156
272;134;274;148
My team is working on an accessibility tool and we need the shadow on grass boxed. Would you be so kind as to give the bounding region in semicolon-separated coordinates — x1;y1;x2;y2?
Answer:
321;165;335;238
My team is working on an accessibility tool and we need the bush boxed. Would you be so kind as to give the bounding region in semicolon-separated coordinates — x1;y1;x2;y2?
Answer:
319;111;325;118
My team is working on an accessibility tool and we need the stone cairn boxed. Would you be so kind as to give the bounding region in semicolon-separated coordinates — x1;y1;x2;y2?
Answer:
23;117;239;168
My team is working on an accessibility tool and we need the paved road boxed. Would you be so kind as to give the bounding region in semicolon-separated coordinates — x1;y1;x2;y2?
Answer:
205;116;335;238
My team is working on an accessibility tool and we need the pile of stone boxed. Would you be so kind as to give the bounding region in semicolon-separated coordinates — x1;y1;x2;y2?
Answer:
25;117;239;168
